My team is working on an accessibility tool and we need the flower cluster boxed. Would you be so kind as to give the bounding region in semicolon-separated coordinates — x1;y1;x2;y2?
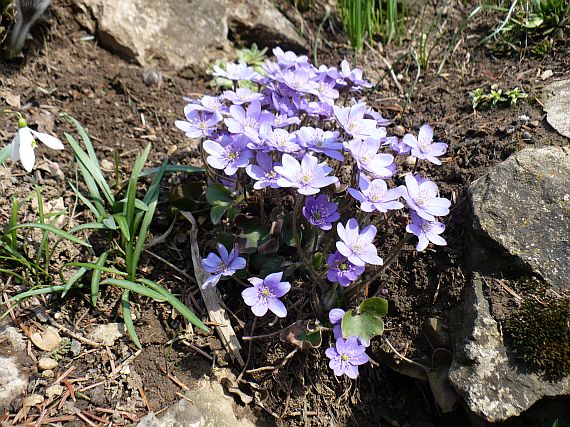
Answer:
182;48;451;379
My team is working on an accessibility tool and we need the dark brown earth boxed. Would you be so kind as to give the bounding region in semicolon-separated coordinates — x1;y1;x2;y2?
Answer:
1;0;568;425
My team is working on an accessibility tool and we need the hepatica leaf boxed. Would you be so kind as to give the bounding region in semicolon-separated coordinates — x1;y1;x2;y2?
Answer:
342;297;388;342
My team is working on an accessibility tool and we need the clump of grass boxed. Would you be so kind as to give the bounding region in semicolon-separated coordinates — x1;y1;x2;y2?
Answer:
337;0;407;51
505;296;570;380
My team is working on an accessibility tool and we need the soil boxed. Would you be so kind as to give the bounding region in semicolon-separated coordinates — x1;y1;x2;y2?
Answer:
0;0;568;426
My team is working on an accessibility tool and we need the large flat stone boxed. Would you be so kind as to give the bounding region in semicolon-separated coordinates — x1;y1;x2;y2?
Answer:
468;146;570;288
543;79;570;139
72;0;230;71
448;276;570;422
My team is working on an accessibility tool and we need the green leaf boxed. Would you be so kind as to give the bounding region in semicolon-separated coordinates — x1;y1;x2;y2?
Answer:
312;252;324;269
62;267;88;297
113;214;131;242
99;278;166;301
90;251;109;306
341;310;385;342
206;183;233;205
121;290;142;349
360;297;388;317
137;278;208;332
8;223;91;247
140;164;205;177
250;254;285;276
341;297;389;342
210;204;228;225
0;144;11;164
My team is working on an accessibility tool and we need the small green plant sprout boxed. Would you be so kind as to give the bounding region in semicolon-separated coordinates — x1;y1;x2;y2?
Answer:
470;88;486;110
236;43;268;70
209;44;268;89
469;84;527;110
506;87;528;105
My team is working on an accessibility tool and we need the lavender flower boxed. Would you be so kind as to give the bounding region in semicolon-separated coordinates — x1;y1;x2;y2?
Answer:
202;243;246;288
222;87;264;105
303;194;340;230
402;175;451;221
274;153;339;195
225;100;275;142
402;124;448;165
406;210;447;252
386;136;411;155
212;62;257;81
334;104;384;139
184;95;225;121
326;251;365;287
347;175;404;213
339;60;373;90
329;308;346;340
277;68;319;94
272;47;309;68
344;138;394;178
365;108;391;127
260;124;300;153
241;272;291;317
203;135;253;175
325;337;369;379
336;218;383;266
175;110;220;139
295;127;344;161
246;152;281;189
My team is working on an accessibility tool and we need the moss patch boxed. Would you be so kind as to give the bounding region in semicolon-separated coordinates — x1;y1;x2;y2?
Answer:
505;296;570;380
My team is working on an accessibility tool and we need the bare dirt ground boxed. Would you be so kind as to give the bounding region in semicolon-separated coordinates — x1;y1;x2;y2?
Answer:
1;0;568;425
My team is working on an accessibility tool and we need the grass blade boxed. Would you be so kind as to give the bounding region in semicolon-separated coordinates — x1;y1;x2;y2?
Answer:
9;223;92;247
140;164;204;177
121;290;142;349
90;252;109;306
99;278;166;301
62;266;88;297
138;278;208;332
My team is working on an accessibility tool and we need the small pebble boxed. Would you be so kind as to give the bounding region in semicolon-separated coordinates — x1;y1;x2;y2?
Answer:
143;68;163;88
394;125;406;137
42;369;55;378
38;357;58;371
70;339;82;357
405;156;417;168
529;120;540;128
521;131;532;141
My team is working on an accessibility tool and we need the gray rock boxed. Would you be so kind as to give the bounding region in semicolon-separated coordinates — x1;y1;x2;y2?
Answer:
543;79;570;138
136;378;254;427
71;0;306;72
87;322;126;346
228;0;306;52
72;0;230;71
0;322;30;413
448;276;570;422
468;146;570;288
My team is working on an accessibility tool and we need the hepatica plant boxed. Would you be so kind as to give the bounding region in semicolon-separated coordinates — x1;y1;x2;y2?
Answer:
177;49;451;379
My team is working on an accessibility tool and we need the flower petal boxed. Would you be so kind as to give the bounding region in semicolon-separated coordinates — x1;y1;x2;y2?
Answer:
18;128;35;172
267;297;287;318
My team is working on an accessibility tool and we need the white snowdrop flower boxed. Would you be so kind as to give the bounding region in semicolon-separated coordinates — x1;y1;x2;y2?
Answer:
10;117;64;172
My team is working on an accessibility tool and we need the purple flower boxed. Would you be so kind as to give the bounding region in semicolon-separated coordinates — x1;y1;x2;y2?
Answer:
212;62;257;81
402;125;448;165
347;175;404;213
272;113;301;128
315;76;340;103
326;251;365;287
246;152;281;189
221;87;264;105
325;337;369;379
344;138;394;178
183;95;225;121
260;124;300;153
402;175;451;221
175;110;220;139
339;60;373;90
203;135;253;176
274;153;339;196
334;104;384;139
386;136;411;155
336;218;383;266
295;127;344;161
202;243;246;288
277;68;320;94
365;108;390;127
406;210;447;252
225;100;275;142
272;47;309;68
241;272;291;317
303;194;340;231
